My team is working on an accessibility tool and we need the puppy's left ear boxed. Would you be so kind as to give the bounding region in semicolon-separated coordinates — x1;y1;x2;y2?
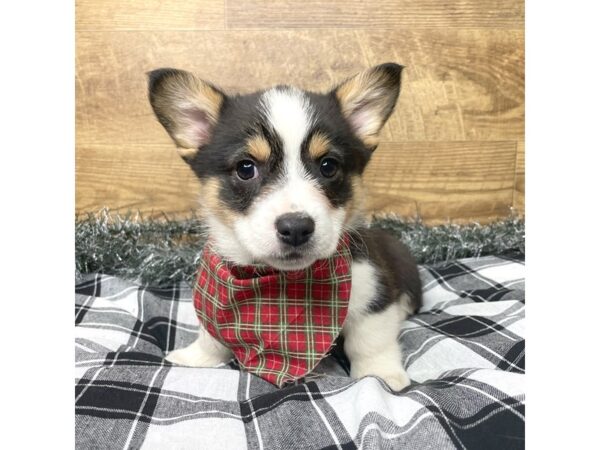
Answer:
333;63;403;149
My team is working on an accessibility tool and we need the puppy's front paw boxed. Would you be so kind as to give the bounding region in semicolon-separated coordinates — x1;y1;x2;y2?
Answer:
351;365;411;392
378;370;411;392
165;347;204;366
165;343;228;367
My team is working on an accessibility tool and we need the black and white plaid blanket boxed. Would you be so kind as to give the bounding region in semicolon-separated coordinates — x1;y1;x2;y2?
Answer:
75;255;525;449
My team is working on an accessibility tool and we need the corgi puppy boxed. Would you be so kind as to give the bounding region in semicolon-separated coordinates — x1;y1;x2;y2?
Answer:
148;63;422;390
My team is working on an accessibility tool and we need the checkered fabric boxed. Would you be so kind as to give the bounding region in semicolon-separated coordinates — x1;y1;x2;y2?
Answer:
75;254;525;449
193;237;352;387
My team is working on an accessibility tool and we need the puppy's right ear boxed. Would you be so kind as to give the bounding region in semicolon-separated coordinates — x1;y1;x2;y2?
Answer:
147;68;224;161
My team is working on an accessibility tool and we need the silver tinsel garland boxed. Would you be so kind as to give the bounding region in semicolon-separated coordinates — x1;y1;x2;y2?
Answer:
76;209;524;286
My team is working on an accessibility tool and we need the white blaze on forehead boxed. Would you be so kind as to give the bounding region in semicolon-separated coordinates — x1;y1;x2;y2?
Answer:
261;87;314;168
260;87;321;215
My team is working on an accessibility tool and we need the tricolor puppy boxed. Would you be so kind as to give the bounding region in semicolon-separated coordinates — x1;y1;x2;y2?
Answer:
148;63;422;390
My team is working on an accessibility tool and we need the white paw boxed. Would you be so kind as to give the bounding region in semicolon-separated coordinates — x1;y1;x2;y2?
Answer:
165;348;204;366
165;329;233;367
165;343;229;368
378;370;411;391
351;366;411;391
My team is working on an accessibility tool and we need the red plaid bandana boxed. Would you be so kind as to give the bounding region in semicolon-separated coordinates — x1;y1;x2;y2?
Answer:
193;235;352;387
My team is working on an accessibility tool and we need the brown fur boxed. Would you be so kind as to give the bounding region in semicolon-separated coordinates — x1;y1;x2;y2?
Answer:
343;177;368;228
199;178;238;226
358;228;423;313
246;135;271;162
150;70;224;152
307;132;331;160
335;66;401;148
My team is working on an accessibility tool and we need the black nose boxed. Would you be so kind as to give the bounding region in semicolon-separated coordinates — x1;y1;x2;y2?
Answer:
275;213;315;247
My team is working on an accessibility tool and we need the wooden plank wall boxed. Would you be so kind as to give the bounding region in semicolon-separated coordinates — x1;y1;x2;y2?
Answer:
76;0;524;224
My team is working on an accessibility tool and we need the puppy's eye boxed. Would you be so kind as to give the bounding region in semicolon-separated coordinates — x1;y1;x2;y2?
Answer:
236;160;258;180
319;157;339;178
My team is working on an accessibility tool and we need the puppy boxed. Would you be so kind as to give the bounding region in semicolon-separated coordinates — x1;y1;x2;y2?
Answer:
148;63;422;390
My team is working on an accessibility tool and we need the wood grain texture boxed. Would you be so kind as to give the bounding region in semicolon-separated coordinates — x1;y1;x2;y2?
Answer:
513;141;524;215
226;0;523;29
76;29;523;145
76;1;525;223
365;30;524;141
76;29;374;146
363;142;517;223
76;0;225;31
76;144;201;215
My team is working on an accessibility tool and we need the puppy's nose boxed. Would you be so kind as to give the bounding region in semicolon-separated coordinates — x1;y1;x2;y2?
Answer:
275;213;315;247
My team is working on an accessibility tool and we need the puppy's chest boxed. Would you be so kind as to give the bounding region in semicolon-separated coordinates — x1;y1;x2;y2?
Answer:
347;258;382;319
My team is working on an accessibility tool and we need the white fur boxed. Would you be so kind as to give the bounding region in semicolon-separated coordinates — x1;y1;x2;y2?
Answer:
342;260;411;391
202;213;255;265
165;321;232;367
261;87;314;162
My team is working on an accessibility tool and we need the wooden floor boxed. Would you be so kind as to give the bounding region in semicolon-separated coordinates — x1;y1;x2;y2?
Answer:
76;0;524;224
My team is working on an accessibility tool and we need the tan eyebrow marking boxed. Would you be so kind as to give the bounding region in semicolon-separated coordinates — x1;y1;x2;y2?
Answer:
308;132;331;159
246;135;271;162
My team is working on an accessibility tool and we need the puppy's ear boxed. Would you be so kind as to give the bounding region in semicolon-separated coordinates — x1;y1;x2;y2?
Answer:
333;63;403;149
147;68;225;161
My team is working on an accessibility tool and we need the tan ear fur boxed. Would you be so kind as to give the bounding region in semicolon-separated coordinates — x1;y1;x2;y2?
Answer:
148;68;224;160
334;63;403;148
